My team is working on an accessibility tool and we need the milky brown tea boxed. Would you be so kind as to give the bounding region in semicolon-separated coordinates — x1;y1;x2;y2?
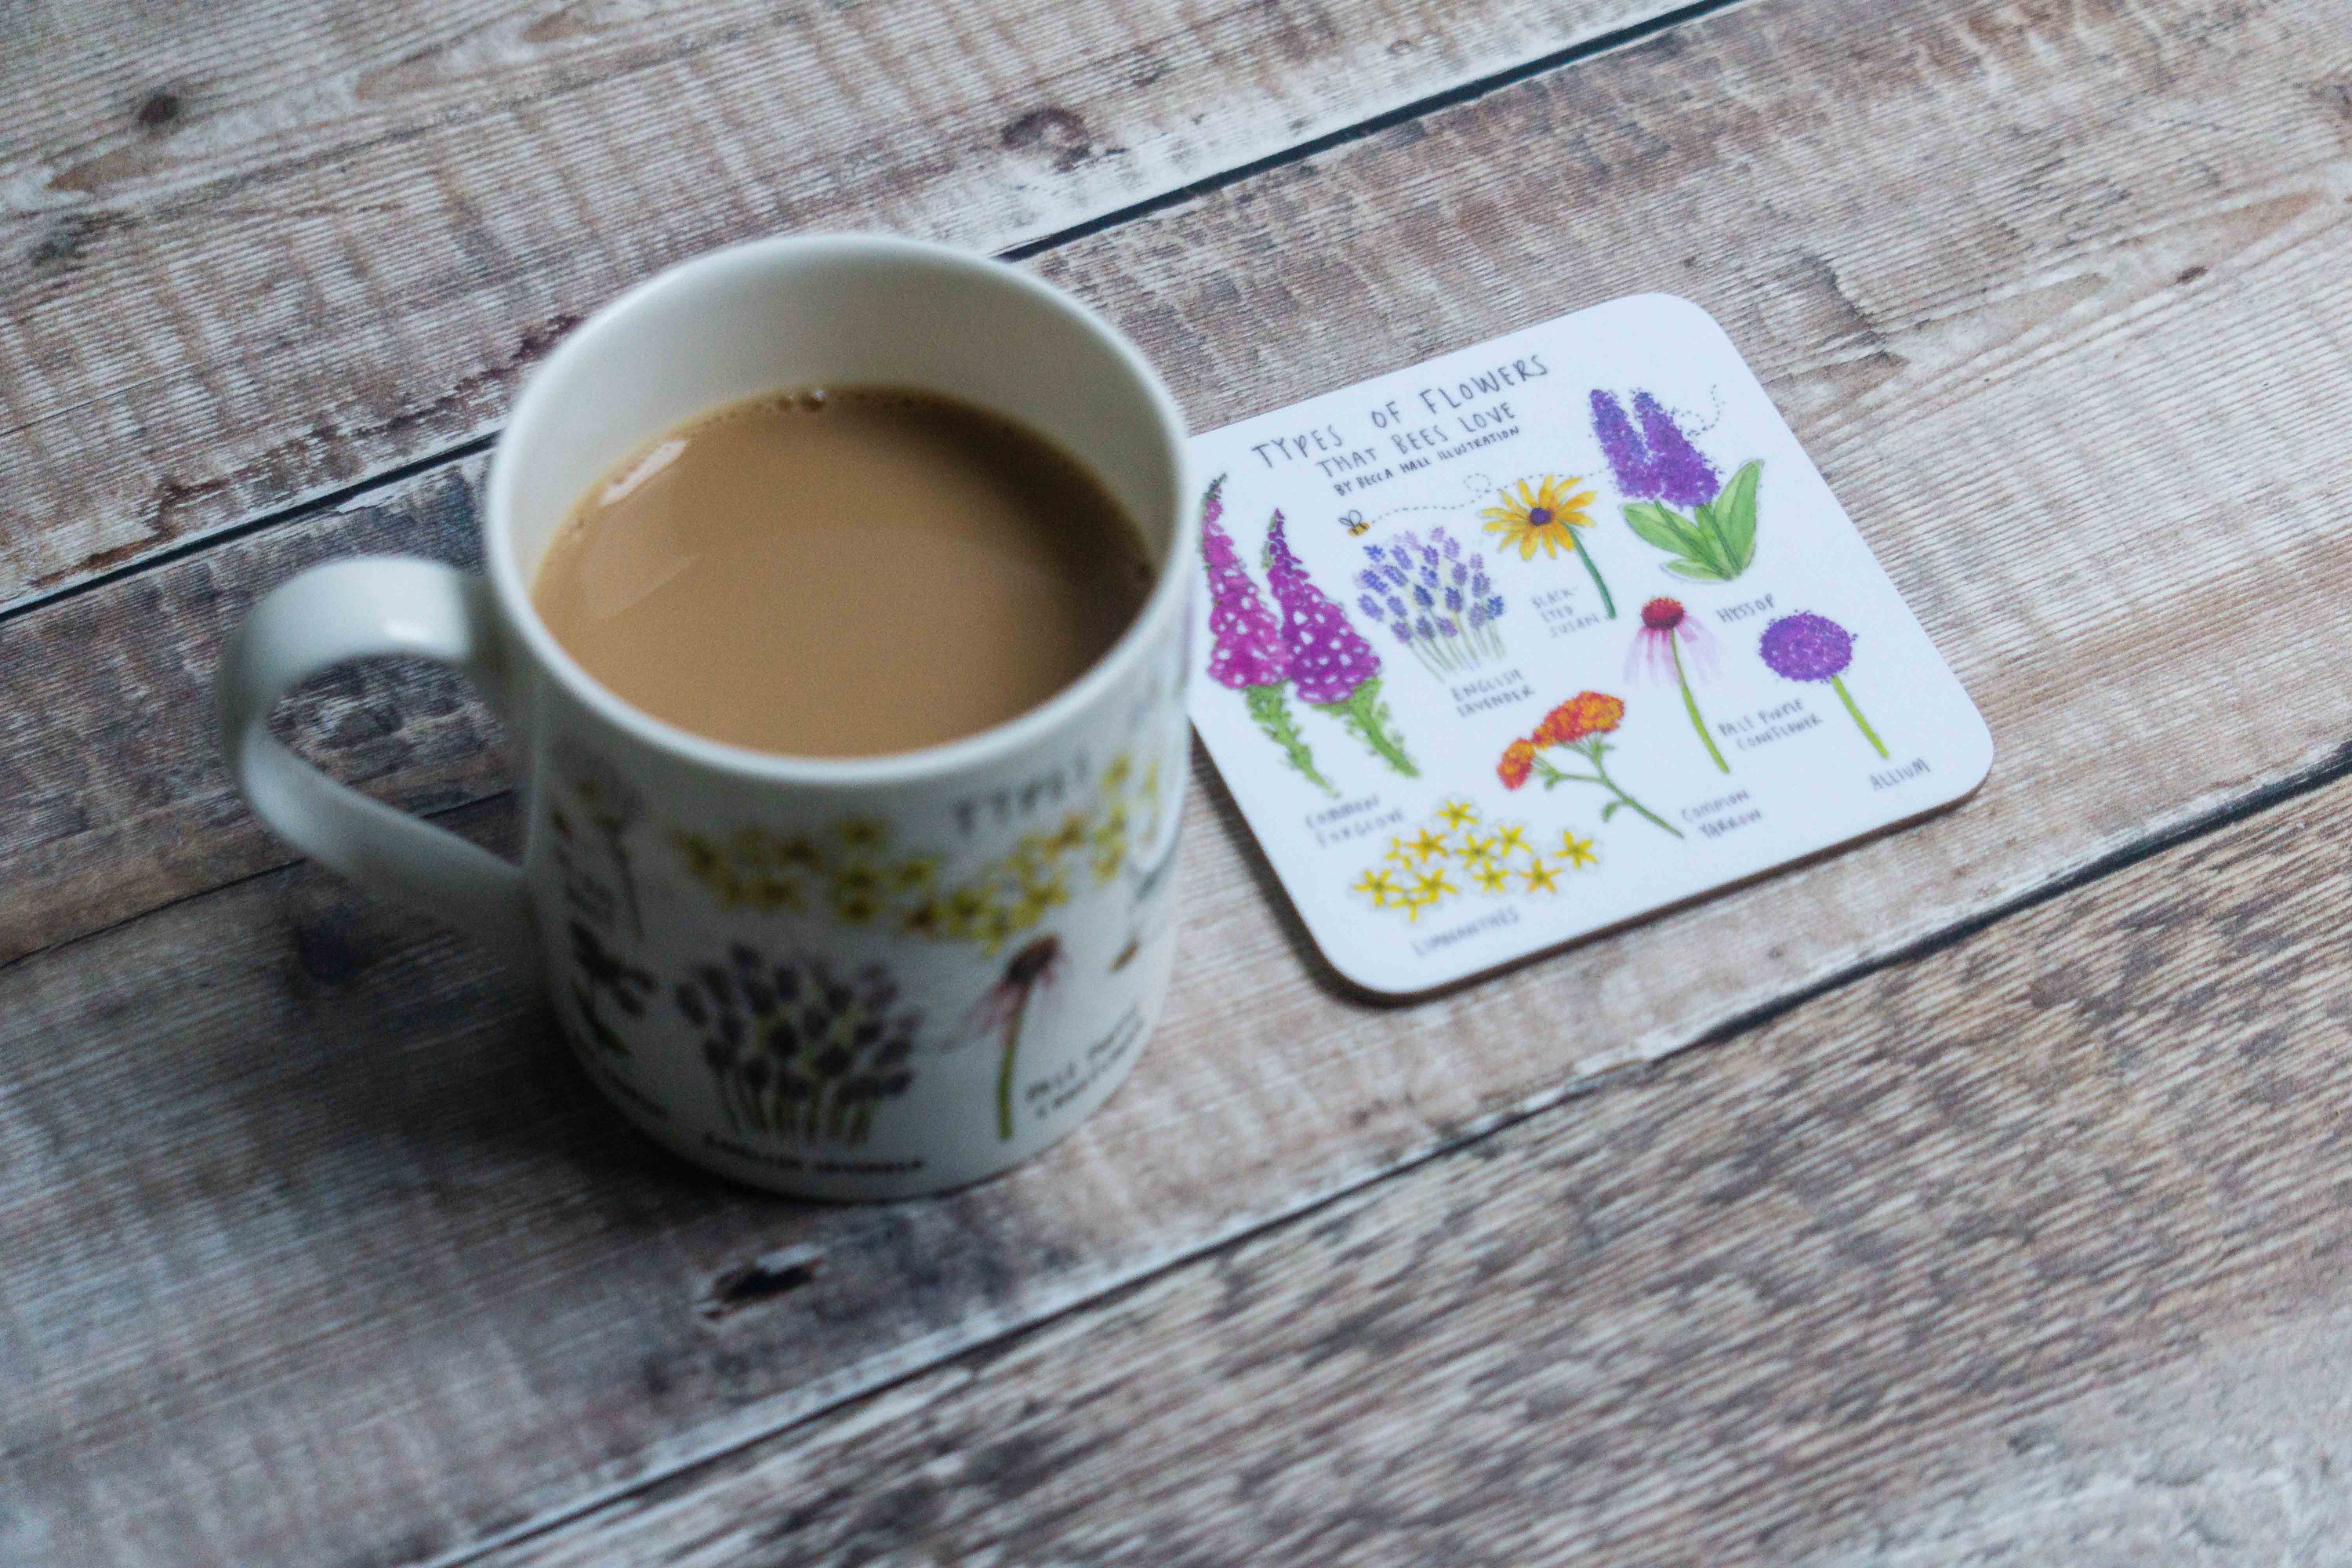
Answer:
532;387;1156;757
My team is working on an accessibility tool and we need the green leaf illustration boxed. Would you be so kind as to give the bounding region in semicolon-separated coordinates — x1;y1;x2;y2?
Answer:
1711;459;1761;575
1688;496;1738;579
1622;500;1700;556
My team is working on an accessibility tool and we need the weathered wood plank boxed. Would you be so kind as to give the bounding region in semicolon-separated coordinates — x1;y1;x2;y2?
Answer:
0;459;495;965
0;0;1711;611
488;765;2352;1566
8;0;2352;1563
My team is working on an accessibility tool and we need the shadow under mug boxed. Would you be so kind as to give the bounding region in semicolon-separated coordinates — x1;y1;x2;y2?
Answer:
217;234;1199;1200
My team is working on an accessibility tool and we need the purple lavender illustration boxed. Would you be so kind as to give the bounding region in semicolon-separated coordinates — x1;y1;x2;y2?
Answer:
1356;525;1508;675
1759;611;1888;757
1200;476;1334;795
673;944;920;1145
1265;510;1418;779
1592;389;1762;583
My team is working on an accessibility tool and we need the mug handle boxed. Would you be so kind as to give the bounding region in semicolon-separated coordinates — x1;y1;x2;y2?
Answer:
216;556;536;962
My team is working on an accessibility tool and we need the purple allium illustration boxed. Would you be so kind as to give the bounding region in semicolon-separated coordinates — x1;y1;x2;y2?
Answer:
1265;510;1418;779
1757;612;1853;683
1759;611;1889;758
1198;476;1334;795
1592;389;1762;583
1357;526;1508;674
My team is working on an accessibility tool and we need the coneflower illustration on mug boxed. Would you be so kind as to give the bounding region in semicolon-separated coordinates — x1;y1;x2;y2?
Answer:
944;935;1064;1142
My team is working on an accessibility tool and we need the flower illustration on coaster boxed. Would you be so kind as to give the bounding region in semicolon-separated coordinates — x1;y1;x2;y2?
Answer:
1348;799;1584;923
1592;389;1762;583
1481;474;1615;619
1497;691;1681;839
1201;475;1335;796
673;946;919;1145
1265;510;1419;779
1628;597;1729;774
1356;525;1508;674
1759;611;1889;758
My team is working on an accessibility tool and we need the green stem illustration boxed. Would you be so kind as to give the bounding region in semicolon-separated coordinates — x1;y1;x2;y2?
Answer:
1571;532;1617;619
996;988;1030;1142
1245;683;1338;796
1534;746;1683;839
1669;637;1730;774
1831;674;1889;758
1318;677;1420;778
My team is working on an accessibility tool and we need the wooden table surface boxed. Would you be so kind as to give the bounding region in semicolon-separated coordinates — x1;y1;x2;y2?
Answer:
8;0;2352;1561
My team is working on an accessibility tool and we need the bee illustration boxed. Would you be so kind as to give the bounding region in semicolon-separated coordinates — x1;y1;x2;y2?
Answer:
1337;509;1371;537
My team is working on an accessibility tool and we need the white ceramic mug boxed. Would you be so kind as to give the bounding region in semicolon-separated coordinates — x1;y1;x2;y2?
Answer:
217;235;1196;1200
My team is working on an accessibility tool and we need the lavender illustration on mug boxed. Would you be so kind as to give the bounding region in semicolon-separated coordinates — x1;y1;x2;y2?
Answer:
1266;510;1419;779
1759;611;1889;757
1630;596;1730;774
673;944;919;1145
1356;525;1508;674
1592;390;1762;583
1201;476;1335;795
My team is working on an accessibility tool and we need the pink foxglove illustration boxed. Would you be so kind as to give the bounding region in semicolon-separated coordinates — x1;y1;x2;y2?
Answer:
1202;476;1334;796
1629;597;1730;773
1759;611;1889;757
1593;389;1761;583
1265;510;1419;779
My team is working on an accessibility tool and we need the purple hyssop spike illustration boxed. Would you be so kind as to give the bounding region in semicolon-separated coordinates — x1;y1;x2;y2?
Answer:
1592;388;1762;583
1264;511;1418;779
1758;610;1889;757
1200;475;1334;794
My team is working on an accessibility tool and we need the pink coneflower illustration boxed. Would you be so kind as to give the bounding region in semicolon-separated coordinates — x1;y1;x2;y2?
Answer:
949;935;1064;1142
1759;611;1888;758
1628;597;1729;773
1265;510;1418;779
1200;477;1334;795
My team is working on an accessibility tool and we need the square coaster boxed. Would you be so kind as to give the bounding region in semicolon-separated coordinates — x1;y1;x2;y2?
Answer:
1185;293;1991;996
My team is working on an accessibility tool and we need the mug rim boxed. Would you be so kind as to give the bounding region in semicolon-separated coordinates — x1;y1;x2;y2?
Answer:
484;232;1196;786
